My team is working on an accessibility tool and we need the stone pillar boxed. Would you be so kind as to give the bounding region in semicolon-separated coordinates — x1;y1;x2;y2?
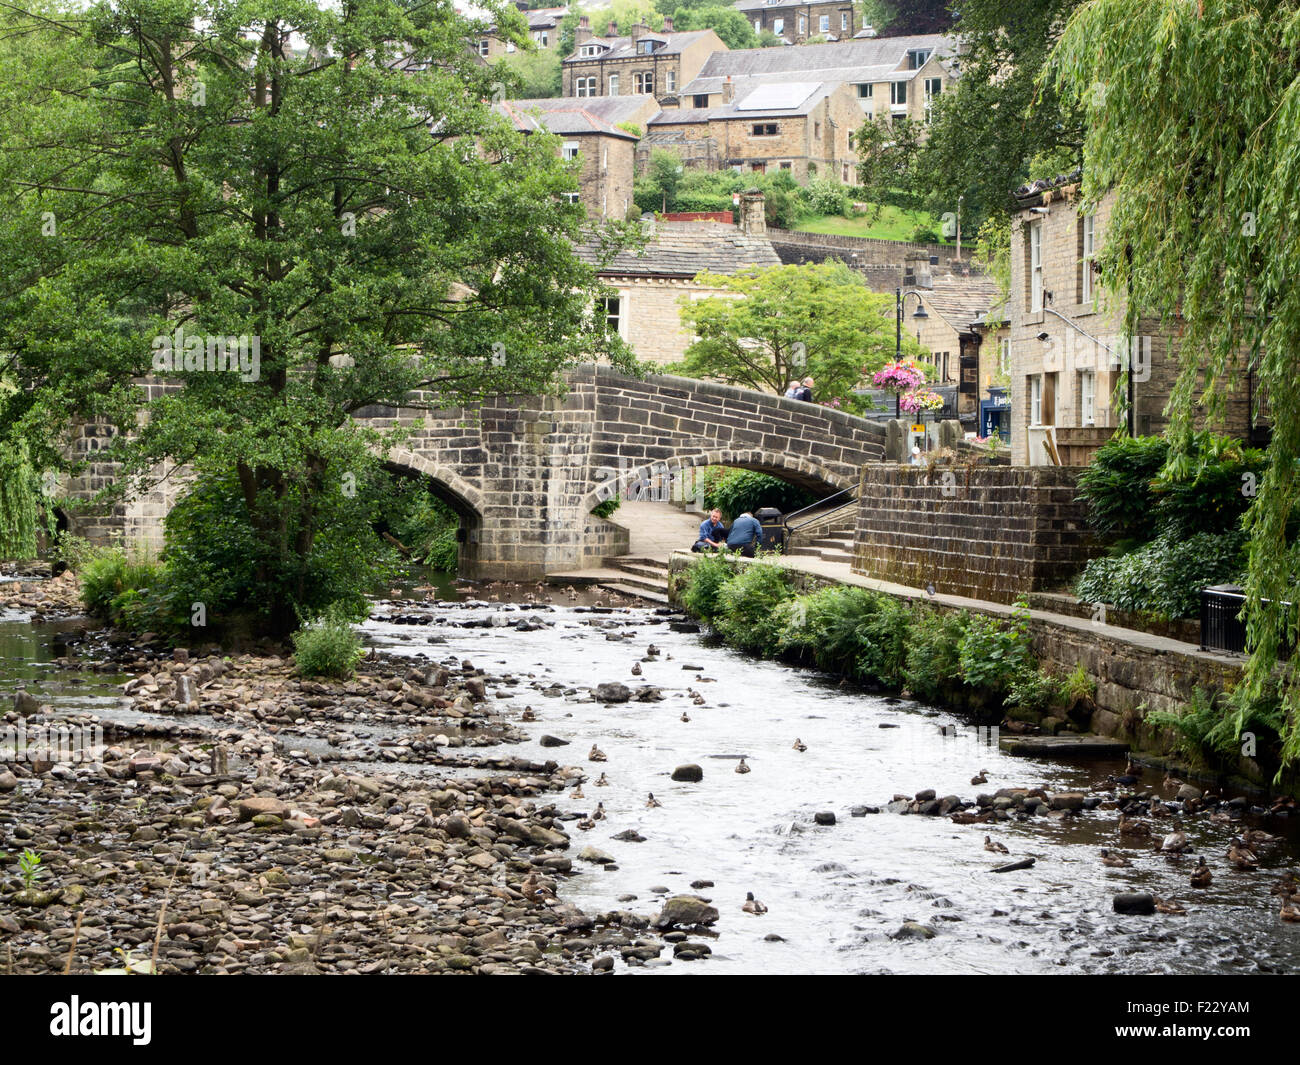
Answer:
739;190;766;237
938;419;963;449
884;418;907;463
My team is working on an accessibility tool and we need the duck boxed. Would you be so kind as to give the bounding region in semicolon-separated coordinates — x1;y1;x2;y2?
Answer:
691;693;706;705
594;772;610;787
1271;873;1299;897
647;644;660;656
519;873;555;904
1118;814;1151;839
1281;897;1300;923
742;891;767;915
1227;838;1259;871
1148;798;1172;820
1154;897;1187;916
1244;828;1282;848
588;744;607;763
735;757;751;774
1160;824;1189;853
1190;857;1213;888
592;801;606;822
970;769;988;786
646;792;662;809
952;810;992;825
984;835;1009;855
1100;848;1131;868
576;815;595;831
630;663;642;676
571;784;585;800
1162;771;1184;790
792;738;807;752
521;706;536;722
680;711;691;723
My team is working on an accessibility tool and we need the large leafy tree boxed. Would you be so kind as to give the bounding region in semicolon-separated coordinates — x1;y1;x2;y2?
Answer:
0;0;631;632
667;7;757;50
1051;0;1300;765
670;262;923;408
853;0;1085;228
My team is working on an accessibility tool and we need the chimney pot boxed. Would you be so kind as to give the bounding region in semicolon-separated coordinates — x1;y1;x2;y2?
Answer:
663;16;674;31
722;75;734;103
631;20;648;41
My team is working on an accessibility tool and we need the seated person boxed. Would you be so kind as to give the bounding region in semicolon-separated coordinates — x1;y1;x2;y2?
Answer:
725;511;762;558
692;508;727;552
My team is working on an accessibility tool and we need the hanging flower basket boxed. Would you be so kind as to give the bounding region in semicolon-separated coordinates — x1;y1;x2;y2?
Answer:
872;359;926;395
899;388;944;414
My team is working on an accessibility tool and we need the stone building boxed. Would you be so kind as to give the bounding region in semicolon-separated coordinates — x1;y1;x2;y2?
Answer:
733;0;858;44
561;18;724;101
642;79;862;182
677;35;960;130
574;192;781;365
497;98;640;220
1006;171;1258;466
472;3;568;60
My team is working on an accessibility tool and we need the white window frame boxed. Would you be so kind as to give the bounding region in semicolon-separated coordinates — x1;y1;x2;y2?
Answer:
890;81;907;107
1081;212;1096;304
999;337;1011;375
478;38;490;56
819;14;829;32
562;140;580;161
1030;222;1043;313
563;191;581;205
773;17;784;35
924;77;941;121
601;293;627;338
1080;369;1096;425
608;73;619;95
799;15;806;35
576;76;596;98
857;82;873;98
1030;374;1043;425
666;70;675;93
841;12;848;30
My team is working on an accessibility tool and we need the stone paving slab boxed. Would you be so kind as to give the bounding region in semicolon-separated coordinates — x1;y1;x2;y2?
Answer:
998;734;1130;758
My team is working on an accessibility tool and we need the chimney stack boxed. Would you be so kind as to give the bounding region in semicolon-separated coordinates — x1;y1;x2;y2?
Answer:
576;15;591;44
904;251;933;289
739;189;766;237
722;75;734;103
662;15;674;32
607;19;618;36
631;20;649;41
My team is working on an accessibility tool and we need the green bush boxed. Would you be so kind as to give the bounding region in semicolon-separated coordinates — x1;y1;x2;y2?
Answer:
680;550;736;620
80;548;167;626
1151;432;1268;539
801;177;852;217
1074;530;1246;619
957;601;1035;695
292;602;365;678
910;225;942;244
1075;434;1169;542
704;469;815;519
388;482;460;571
591;497;620;520
714;561;794;655
903;606;969;703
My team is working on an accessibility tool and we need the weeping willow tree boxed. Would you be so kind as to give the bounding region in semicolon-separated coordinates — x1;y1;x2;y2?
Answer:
1051;0;1300;764
0;438;40;559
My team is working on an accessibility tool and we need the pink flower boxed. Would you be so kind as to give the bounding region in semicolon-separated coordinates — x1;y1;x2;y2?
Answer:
872;359;927;394
899;388;944;413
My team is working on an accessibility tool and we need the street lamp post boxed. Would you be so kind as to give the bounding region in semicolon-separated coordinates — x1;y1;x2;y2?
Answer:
894;287;930;418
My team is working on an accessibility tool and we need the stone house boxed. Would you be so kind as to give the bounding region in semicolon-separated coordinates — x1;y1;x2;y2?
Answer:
678;35;960;130
733;0;858;44
471;3;568;60
574;192;781;365
641;79;862;182
561;18;724;102
1006;171;1258;466
497;98;640;220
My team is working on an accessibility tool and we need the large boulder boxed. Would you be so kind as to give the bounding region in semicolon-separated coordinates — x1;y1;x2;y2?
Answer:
594;682;632;704
671;764;704;783
1113;892;1156;915
653;896;720;930
236;797;291;822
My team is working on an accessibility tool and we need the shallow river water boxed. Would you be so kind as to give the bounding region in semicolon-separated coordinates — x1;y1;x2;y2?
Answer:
4;585;1300;975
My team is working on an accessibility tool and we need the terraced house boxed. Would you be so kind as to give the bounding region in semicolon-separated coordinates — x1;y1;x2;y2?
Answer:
470;2;568;60
561;17;725;101
734;0;858;44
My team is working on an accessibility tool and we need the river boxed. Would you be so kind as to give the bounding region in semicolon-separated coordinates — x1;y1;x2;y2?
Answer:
4;578;1300;975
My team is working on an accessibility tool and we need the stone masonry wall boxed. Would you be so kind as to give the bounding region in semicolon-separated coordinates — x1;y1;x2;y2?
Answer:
852;464;1099;603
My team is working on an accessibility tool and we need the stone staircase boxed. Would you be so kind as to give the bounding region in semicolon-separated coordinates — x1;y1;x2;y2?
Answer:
782;504;857;566
593;556;671;604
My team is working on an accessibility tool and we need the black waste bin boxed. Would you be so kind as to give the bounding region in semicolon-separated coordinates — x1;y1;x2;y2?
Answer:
755;507;785;551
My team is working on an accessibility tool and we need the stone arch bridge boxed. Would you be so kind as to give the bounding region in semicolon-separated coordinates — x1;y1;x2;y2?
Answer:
65;365;885;579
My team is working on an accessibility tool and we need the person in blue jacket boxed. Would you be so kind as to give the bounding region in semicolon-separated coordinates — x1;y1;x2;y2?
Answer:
692;508;726;552
725;511;762;557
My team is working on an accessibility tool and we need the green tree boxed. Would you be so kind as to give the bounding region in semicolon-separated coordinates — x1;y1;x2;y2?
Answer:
0;0;633;634
670;262;921;406
494;49;562;98
670;6;757;49
1050;0;1300;766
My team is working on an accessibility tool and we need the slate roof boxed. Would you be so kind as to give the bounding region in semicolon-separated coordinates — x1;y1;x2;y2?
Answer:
497;100;639;139
681;34;959;94
502;95;657;128
576;219;782;278
564;29;717;64
1013;168;1084;206
649;80;839;122
913;272;1001;334
526;7;566;30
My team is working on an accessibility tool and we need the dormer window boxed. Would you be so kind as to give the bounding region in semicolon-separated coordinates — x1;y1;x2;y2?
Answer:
907;48;932;69
638;39;654;54
579;44;601;57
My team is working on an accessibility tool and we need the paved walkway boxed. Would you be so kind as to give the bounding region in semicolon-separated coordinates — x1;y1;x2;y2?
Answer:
605;500;705;562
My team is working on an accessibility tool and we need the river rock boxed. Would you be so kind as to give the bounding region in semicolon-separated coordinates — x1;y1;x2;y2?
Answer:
0;771;17;791
1048;792;1086;811
176;674;198;706
814;811;836;825
914;788;936;802
594;682;632;703
653;896;720;929
578;846;615;864
538;735;570;747
891;921;936;940
1113;892;1156;915
13;689;39;715
236;797;291;822
1177;784;1203;802
671;764;704;782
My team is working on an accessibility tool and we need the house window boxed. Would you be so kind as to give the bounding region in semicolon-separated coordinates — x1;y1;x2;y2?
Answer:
751;122;778;136
1030;374;1043;425
1080;370;1096;425
924;77;941;121
773;17;784;34
780;161;792;170
478;39;490;56
857;83;873;98
609;74;619;94
562;140;580;161
576;76;596;97
535;31;548;46
890;81;907;106
601;295;623;335
799;15;806;35
1029;222;1043;312
694;93;709;108
666;70;675;93
1081;212;1096;303
751;162;766;173
907;48;932;69
579;44;601;57
634;72;654;94
941;351;950;382
753;18;761;32
819;15;829;32
813;121;821;140
999;337;1011;375
841;12;849;30
639;39;654;54
563;192;580;204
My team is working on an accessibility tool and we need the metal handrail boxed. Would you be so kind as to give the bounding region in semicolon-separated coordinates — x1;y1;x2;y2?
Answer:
783;488;854;531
